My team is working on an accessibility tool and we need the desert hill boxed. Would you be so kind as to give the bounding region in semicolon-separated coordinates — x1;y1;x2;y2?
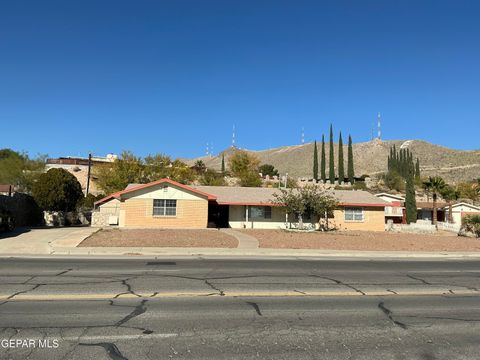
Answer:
186;140;480;184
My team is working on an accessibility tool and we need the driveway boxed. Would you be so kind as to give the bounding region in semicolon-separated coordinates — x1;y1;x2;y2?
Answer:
0;227;97;255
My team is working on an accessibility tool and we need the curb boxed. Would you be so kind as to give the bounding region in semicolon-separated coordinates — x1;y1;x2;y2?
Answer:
3;246;478;259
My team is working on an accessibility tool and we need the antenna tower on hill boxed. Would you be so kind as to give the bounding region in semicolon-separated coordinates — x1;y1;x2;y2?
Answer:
232;125;236;147
377;112;382;140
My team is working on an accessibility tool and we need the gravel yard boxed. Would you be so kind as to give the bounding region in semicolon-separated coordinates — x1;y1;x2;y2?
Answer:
240;229;480;251
79;228;238;248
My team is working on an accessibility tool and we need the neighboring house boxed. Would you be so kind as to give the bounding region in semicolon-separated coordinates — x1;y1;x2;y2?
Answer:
375;193;405;224
416;201;448;222
443;202;480;225
93;178;387;231
46;154;117;195
0;185;15;196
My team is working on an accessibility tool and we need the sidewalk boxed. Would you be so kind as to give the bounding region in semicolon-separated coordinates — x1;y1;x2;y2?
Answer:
0;226;97;255
1;226;480;259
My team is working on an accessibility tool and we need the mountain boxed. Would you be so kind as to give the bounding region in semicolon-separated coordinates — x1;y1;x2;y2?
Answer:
186;140;480;184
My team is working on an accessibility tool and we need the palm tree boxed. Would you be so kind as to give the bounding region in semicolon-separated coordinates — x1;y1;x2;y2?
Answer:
423;176;447;225
441;185;460;224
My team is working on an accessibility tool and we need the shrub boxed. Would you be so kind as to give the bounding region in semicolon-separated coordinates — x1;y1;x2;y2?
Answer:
462;215;480;238
32;168;83;212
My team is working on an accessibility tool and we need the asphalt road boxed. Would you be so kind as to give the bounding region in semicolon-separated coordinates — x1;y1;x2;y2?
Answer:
0;257;480;359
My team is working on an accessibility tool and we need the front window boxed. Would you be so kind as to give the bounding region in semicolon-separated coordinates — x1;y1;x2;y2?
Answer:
153;199;177;216
345;207;364;221
250;206;272;219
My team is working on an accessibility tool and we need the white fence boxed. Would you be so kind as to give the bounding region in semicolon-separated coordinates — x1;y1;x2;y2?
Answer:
437;221;461;233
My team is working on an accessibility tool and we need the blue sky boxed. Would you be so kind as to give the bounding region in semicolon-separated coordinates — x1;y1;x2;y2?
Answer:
1;1;479;159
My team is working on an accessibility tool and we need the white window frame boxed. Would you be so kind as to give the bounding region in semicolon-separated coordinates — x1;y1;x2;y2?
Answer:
153;199;177;217
344;207;364;222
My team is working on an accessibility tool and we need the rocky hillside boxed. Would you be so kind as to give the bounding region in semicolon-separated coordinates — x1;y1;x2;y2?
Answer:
186;140;480;184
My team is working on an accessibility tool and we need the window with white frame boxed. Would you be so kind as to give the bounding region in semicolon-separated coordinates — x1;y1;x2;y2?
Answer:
344;207;364;221
153;199;177;216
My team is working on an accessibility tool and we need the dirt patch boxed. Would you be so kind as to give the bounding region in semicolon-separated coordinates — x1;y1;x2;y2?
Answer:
240;229;480;251
78;229;238;248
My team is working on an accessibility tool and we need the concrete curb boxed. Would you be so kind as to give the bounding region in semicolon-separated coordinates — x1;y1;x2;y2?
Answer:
41;246;480;259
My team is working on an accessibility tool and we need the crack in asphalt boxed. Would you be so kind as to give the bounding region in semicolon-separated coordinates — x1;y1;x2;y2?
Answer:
312;275;366;295
204;280;225;296
7;283;44;300
378;302;407;329
56;269;73;276
407;274;432;285
246;301;262;316
114;279;141;299
411;316;480;323
79;342;128;360
115;299;148;327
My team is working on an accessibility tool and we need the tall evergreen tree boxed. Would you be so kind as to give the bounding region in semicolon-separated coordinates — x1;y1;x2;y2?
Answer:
337;132;344;183
347;135;354;184
221;154;225;173
320;135;326;182
405;165;417;224
329;124;335;184
313;140;318;180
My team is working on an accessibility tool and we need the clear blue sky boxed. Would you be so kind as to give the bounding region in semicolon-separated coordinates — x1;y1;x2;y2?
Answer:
1;1;479;159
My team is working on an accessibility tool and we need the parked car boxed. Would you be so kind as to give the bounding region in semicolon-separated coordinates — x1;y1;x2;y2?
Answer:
0;209;15;232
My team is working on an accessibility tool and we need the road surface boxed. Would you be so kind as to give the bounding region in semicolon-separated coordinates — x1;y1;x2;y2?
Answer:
0;257;479;359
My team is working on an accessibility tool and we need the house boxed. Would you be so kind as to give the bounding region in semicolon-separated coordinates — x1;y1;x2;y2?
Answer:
375;193;405;224
443;202;480;225
46;154;117;195
416;201;448;222
93;178;387;231
0;185;15;197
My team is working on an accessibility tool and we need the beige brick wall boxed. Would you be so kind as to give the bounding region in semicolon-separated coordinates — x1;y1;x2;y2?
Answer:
120;198;208;228
333;207;385;231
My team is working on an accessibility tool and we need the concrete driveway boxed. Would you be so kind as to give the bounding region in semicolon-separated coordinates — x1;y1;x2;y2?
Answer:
0;227;97;255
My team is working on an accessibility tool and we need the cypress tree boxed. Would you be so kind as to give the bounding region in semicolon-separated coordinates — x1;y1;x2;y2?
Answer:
320;134;326;182
405;165;417;224
313;140;318;180
347;135;354;184
221;154;225;173
338;132;344;183
329;124;335;184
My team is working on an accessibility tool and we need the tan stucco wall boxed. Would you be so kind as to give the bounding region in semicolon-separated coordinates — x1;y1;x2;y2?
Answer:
333;207;385;231
120;198;208;228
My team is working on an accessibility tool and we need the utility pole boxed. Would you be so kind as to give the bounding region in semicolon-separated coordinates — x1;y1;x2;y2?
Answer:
301;127;305;145
86;153;92;196
377;112;381;140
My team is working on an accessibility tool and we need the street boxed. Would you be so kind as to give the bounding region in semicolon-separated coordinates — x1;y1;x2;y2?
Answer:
0;257;479;359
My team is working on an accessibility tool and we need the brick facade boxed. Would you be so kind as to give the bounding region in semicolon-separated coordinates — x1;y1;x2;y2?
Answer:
333;207;385;231
120;198;208;228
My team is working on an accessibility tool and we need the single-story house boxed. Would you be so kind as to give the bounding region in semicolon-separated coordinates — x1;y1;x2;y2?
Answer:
93;178;388;231
375;193;405;224
443;202;480;225
416;201;448;222
0;184;16;197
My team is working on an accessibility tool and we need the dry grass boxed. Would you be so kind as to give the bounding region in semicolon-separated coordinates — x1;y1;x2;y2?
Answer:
78;228;238;248
240;229;480;252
